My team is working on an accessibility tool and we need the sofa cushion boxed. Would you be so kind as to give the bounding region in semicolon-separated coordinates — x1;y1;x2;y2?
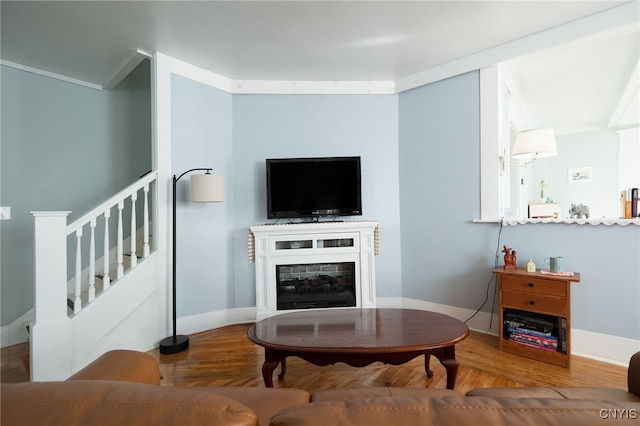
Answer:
311;386;460;402
199;387;310;426
1;381;258;426
466;386;565;399
269;395;640;426
466;386;640;402
552;387;640;402
67;349;161;385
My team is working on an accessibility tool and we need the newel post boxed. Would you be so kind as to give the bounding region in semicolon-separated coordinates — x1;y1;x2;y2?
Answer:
30;211;73;381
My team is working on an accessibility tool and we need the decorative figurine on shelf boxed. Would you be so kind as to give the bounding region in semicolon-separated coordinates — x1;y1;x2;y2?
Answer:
502;245;517;270
569;203;590;219
526;259;536;272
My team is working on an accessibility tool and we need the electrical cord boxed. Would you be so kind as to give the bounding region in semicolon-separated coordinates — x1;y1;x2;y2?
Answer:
464;219;504;326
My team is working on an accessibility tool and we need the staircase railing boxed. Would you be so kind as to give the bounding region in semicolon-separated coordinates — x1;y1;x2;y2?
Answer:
33;171;158;318
31;171;159;381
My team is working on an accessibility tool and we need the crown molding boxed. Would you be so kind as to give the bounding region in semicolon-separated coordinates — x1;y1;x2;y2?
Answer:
170;57;394;95
0;60;104;90
103;49;152;90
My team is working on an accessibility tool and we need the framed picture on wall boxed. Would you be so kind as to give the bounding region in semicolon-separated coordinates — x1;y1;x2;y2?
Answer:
568;166;593;184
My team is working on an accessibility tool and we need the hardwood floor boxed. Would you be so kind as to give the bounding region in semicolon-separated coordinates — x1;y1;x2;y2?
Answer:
2;324;629;395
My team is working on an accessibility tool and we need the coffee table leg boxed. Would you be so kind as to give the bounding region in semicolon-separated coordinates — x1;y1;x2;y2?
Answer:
262;349;282;387
424;353;434;377
278;358;287;379
433;346;458;390
440;357;459;390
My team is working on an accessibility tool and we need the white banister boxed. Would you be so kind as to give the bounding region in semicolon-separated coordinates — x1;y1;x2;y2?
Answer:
66;171;158;234
116;200;124;279
143;183;150;258
130;191;138;268
103;209;111;290
88;219;96;302
32;212;71;322
74;228;83;314
32;172;157;323
31;212;73;382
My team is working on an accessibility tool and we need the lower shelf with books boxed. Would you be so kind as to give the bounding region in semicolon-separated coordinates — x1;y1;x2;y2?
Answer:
501;308;569;367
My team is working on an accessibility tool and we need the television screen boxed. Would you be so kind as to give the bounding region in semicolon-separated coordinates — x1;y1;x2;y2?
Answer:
266;156;362;219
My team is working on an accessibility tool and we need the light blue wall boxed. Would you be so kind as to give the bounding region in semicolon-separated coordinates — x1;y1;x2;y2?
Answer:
171;75;234;315
0;62;152;325
398;72;499;310
398;71;639;341
230;94;402;308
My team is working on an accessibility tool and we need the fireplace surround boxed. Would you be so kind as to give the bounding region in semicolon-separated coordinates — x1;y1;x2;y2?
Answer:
249;221;378;320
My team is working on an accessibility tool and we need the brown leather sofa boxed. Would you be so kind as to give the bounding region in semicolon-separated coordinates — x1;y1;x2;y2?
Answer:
2;350;639;425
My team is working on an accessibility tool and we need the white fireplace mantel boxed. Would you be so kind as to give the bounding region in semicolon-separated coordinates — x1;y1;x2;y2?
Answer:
249;221;378;320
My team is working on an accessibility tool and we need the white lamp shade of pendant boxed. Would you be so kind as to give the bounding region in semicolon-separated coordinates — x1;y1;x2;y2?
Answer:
190;174;224;202
512;129;558;159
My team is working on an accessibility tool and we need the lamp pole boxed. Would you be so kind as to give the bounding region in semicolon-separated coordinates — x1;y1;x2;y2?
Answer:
159;168;212;355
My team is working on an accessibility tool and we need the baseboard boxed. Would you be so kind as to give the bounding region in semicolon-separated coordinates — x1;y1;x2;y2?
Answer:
572;329;639;366
177;307;257;337
0;308;34;348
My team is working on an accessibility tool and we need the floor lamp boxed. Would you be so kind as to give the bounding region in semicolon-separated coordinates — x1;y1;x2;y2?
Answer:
159;168;224;355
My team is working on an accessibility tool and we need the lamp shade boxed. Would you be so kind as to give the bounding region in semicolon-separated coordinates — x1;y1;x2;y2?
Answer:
512;129;557;159
190;174;224;202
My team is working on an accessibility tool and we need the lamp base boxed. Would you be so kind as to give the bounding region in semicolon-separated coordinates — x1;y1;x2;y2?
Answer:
159;334;189;355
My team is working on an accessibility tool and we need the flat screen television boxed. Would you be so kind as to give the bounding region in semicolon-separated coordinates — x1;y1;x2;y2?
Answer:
266;156;362;219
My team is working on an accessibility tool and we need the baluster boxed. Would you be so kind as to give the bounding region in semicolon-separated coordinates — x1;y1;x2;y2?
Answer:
130;191;137;268
117;200;124;279
88;219;96;302
74;228;83;315
143;183;150;257
103;209;111;290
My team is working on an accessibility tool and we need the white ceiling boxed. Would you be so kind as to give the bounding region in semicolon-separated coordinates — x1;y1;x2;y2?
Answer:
2;1;639;135
502;26;639;134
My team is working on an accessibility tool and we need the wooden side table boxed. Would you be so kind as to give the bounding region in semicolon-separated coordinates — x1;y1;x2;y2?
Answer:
493;267;581;367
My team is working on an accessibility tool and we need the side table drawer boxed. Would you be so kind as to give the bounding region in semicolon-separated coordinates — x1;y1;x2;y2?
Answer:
501;275;566;297
502;291;568;315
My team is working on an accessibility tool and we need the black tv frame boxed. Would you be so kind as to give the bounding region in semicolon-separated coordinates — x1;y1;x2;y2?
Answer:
266;156;362;219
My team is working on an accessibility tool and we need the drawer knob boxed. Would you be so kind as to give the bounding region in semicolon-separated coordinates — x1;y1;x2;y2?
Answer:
528;283;534;288
529;300;536;305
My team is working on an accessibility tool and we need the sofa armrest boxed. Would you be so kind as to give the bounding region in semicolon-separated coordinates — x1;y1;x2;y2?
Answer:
629;351;640;396
67;350;161;385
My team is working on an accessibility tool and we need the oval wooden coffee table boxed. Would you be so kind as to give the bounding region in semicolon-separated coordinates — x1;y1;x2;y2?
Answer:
247;308;469;389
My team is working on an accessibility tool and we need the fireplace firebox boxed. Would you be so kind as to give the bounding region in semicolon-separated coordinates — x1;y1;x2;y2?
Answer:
276;262;356;310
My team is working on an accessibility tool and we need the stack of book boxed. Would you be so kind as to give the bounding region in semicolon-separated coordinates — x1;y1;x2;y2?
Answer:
504;309;564;352
621;187;639;218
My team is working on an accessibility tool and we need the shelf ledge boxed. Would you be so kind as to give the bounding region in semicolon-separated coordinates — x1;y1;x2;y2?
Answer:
501;218;640;226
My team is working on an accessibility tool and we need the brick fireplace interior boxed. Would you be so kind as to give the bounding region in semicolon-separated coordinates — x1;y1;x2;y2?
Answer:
276;262;356;310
